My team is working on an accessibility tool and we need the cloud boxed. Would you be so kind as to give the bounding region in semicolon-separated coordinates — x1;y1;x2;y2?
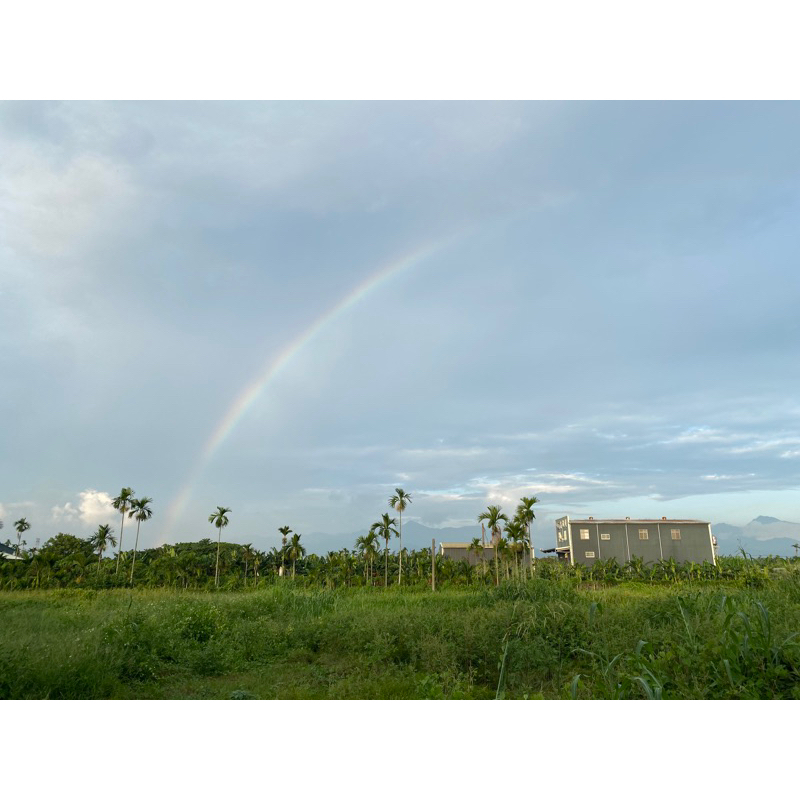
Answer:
0;143;137;260
51;489;116;529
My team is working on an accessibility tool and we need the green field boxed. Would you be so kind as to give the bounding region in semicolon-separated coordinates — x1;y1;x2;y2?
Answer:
2;576;800;699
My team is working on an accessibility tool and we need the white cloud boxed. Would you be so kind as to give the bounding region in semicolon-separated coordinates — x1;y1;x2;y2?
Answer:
728;437;800;454
660;427;751;446
701;473;757;481
0;145;137;259
51;489;116;528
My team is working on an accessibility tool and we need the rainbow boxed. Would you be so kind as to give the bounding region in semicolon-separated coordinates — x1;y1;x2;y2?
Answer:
162;238;449;537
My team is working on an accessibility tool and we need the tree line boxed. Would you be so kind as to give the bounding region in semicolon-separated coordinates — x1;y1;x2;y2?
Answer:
3;487;793;591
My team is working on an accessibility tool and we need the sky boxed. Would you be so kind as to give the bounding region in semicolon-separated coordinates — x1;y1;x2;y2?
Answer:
3;100;800;553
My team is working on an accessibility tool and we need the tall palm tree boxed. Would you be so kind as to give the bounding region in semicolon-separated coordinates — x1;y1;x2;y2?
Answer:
477;505;508;587
208;506;231;587
370;513;398;587
241;544;255;587
495;536;513;581
90;524;117;573
505;518;526;579
112;487;135;574
278;526;292;577
389;488;412;585
467;536;486;578
516;496;538;578
252;550;263;587
356;530;381;585
14;518;30;558
127;496;153;586
286;533;305;579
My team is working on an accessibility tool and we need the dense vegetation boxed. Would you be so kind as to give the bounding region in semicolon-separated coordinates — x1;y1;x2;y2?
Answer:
4;489;799;699
1;565;799;700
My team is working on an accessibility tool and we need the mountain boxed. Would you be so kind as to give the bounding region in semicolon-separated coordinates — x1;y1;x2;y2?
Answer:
290;515;800;558
299;519;495;555
712;516;800;557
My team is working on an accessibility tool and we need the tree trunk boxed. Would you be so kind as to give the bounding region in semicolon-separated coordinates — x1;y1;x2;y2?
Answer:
398;511;402;586
130;519;142;586
529;524;535;580
215;528;222;587
116;511;126;574
385;542;389;587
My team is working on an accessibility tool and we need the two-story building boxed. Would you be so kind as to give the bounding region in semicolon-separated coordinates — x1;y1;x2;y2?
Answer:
554;516;715;566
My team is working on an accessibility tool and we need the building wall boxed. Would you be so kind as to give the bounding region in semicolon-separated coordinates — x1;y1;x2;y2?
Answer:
626;523;664;564
440;545;531;566
568;521;714;566
656;522;714;563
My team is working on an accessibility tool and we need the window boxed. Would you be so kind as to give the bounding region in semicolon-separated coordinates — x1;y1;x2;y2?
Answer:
585;551;596;559
600;533;611;540
671;529;681;540
580;529;590;540
639;529;649;540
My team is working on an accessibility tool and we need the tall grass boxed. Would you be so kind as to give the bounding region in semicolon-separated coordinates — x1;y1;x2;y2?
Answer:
1;577;799;699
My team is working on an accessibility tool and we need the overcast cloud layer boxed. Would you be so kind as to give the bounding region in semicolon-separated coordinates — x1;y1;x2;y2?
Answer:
2;101;800;552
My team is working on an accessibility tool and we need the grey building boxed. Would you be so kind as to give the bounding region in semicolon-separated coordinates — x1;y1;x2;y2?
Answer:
439;542;531;566
0;541;22;560
554;516;716;567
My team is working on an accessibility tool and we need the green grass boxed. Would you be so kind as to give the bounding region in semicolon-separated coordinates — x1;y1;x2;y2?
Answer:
2;577;800;699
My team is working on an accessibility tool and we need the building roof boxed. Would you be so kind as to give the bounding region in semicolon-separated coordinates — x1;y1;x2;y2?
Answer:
440;542;495;549
0;542;22;559
568;519;709;525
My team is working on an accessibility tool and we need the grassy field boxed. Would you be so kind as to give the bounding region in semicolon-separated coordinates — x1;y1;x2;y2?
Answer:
2;577;800;699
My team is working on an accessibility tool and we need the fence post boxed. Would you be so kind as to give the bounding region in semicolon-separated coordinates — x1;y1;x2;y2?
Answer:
431;538;436;592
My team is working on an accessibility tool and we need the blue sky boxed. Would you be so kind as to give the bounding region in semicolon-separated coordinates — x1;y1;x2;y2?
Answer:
2;101;800;553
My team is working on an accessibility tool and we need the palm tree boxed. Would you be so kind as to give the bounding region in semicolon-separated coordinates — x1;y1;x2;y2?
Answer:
278;526;292;577
516;496;538;578
241;544;255;587
252;550;263;587
14;518;30;558
467;536;486;578
286;533;305;579
356;530;380;585
496;536;513;581
127;496;153;586
370;513;398;587
477;505;508;586
389;488;412;585
90;524;117;573
208;506;231;587
112;487;135;574
505;518;526;579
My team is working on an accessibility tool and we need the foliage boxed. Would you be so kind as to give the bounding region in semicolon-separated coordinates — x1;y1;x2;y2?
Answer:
1;574;799;699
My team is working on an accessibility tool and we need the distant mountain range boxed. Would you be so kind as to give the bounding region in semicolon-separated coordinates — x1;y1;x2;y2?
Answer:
710;516;800;557
300;519;485;556
300;515;800;558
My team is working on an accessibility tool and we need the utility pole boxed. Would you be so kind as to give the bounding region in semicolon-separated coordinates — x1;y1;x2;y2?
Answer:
431;538;436;592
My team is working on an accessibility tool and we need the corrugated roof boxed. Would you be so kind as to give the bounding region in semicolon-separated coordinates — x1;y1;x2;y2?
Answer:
570;519;709;524
441;542;495;548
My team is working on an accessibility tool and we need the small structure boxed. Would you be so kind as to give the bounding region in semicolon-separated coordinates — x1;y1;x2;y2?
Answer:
439;542;531;566
440;542;494;565
0;541;22;560
555;516;716;566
